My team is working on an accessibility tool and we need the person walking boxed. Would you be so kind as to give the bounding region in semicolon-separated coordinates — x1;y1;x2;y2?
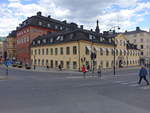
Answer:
82;65;86;79
58;64;62;71
138;65;149;85
97;65;102;79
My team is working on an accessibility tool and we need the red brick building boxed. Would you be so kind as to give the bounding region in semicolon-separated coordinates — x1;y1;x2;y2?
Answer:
16;12;78;64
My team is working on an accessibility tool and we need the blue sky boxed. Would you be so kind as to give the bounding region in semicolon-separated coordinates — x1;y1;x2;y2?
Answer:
0;0;150;36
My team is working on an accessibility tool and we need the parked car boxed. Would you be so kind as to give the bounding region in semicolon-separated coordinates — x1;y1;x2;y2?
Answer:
16;62;23;68
25;63;31;69
12;62;17;67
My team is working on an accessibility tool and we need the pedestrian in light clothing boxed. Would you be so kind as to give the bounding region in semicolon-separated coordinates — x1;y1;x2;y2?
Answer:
138;65;149;85
97;65;102;79
82;65;86;79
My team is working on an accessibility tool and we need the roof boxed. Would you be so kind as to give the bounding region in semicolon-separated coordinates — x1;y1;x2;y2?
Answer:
124;27;149;35
16;12;78;32
31;28;117;47
7;30;16;38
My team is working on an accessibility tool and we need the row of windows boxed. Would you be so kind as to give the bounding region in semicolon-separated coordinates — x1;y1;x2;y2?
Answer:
17;37;30;44
85;47;139;56
38;21;63;30
31;59;139;69
32;59;77;69
17;29;30;36
32;46;77;55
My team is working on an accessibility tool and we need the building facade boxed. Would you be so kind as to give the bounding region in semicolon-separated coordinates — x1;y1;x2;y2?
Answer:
124;27;150;65
6;30;16;60
16;11;78;64
31;29;140;71
0;37;7;62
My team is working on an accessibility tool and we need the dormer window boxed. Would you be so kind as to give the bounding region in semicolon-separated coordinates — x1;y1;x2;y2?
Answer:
60;26;63;30
100;37;103;42
50;38;53;43
38;40;41;44
60;36;63;41
39;21;42;25
89;34;93;40
33;41;35;45
48;24;51;28
57;36;61;40
43;39;46;43
70;34;73;39
109;39;111;43
55;25;58;29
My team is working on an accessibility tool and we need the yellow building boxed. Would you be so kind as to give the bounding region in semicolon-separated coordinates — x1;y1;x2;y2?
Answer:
6;30;16;60
30;29;140;71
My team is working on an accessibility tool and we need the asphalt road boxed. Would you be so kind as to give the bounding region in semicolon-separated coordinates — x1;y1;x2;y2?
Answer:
0;66;150;113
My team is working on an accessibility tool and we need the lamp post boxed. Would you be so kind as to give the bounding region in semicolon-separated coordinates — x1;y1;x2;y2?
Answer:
109;26;120;76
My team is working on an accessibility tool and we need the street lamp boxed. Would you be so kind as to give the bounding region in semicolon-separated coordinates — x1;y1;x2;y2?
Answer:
109;26;120;76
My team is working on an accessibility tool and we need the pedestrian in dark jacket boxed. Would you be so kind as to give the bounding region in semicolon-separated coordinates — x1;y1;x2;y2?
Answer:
97;65;102;79
138;65;149;85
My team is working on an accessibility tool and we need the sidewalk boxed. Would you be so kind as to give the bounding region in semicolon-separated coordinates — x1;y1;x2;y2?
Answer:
1;64;140;75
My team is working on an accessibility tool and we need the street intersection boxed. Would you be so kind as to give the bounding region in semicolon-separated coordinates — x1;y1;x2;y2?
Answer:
0;66;150;113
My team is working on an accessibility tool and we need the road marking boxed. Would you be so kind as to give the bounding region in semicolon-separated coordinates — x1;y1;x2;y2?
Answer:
140;86;150;90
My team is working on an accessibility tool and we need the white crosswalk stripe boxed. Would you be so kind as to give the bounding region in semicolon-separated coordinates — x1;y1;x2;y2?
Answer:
115;80;150;90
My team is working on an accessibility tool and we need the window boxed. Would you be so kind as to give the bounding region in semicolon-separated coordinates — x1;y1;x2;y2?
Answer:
73;46;77;55
66;47;70;55
140;45;143;49
100;48;103;55
38;40;41;44
35;49;37;55
60;26;63;30
60;61;64;68
106;49;109;56
55;48;58;55
42;49;45;55
73;61;77;69
46;60;49;65
48;24;51;28
141;51;144;55
39;21;42;25
50;38;53;43
46;48;49;55
66;61;70;69
50;60;53;68
38;49;41;55
60;47;63;55
42;59;44;65
50;48;53;55
85;47;90;55
38;59;40;65
55;25;58;29
43;39;46;43
55;61;58;67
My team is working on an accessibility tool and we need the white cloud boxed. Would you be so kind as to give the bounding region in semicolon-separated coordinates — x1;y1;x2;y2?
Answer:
0;0;150;36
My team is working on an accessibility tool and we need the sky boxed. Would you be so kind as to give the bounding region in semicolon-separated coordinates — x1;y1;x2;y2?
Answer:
0;0;150;36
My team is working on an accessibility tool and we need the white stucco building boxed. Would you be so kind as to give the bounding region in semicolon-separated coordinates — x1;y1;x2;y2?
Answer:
124;27;150;65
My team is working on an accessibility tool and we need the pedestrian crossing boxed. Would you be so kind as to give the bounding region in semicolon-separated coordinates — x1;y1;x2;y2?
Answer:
114;80;150;90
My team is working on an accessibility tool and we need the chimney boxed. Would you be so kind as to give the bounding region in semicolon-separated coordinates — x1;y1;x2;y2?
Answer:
37;11;42;16
136;26;140;31
62;20;67;24
91;29;93;32
48;15;51;18
80;25;83;29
